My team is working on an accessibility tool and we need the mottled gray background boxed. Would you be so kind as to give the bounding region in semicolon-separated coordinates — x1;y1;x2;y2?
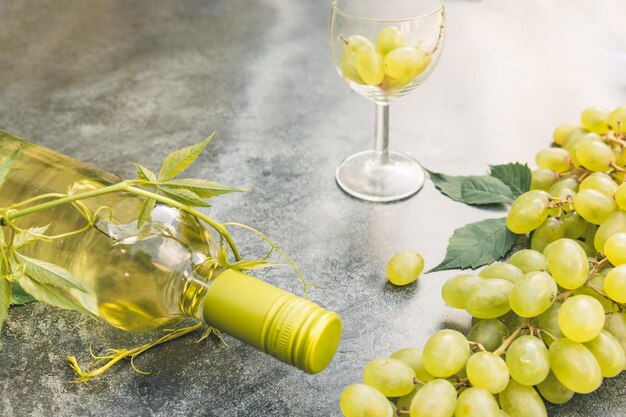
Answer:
0;0;625;416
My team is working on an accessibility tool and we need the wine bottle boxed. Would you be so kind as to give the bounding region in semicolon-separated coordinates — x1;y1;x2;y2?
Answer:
0;131;342;374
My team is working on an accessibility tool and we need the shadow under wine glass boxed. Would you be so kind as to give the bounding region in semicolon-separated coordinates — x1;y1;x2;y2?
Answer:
329;0;445;202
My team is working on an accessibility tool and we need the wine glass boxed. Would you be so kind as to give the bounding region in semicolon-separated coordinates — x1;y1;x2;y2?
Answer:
329;0;445;202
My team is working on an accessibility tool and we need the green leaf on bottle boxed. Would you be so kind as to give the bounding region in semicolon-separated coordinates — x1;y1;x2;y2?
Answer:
0;279;11;334
10;281;35;305
159;186;212;207
428;170;513;205
0;148;19;188
158;133;215;181
137;197;156;228
162;178;247;198
17;254;89;293
489;163;531;198
17;276;96;319
429;217;517;272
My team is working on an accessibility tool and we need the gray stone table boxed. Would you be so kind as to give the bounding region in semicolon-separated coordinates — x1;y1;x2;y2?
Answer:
1;0;625;416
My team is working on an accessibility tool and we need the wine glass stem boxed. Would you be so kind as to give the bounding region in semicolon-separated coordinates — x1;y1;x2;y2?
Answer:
373;102;390;165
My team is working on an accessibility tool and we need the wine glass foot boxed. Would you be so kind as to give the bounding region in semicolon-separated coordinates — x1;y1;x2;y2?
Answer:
335;150;425;202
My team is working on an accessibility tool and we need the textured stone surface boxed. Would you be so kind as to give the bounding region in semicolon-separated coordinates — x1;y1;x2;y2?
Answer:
0;0;625;416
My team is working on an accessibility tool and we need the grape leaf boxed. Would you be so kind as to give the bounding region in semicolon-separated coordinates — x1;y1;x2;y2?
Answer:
12;224;50;249
0;279;11;334
230;260;279;271
134;163;157;183
18;254;88;293
137;197;156;228
158;133;215;180
10;281;35;305
490;163;531;198
460;177;514;205
159;186;211;207
0;148;19;188
429;217;517;272
428;170;513;205
162;178;247;198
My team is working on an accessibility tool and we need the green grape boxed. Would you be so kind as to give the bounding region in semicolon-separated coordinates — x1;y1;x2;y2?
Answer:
505;335;550;385
396;386;419;414
441;274;483;309
390;348;434;383
545;238;589;289
530;217;565;253
573;189;616;225
549;338;602;393
584;329;626;377
422;330;470;377
454;387;500;417
376;26;405;57
499;379;547;417
465;279;513;319
558;295;605;342
339;35;370;84
340;384;394;417
467;319;509;352
512;190;552;205
594;210;626;253
509;249;548;274
579;172;618;197
506;196;550;234
530;169;559;191
536;370;574;405
383;47;430;81
409;379;456;417
380;74;413;90
604;312;626;366
575;140;616;172
574;239;596;257
553;123;584;146
363;358;416;397
479;262;524;284
564;132;602;165
604;233;626;266
355;42;385;86
608;104;626;133
572;274;613;313
614;182;626;210
604;265;626;303
466;352;509;394
537;302;564;346
580;106;611;135
509;271;557;318
561;127;589;148
548;177;579;196
582;221;598;244
562;211;588;239
535;148;572;173
386;251;424;286
501;313;531;334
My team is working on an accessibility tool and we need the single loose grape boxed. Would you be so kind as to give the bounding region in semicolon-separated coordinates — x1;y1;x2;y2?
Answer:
536;148;572;173
580;106;611;135
441;274;483;309
615;182;626;210
499;379;548;417
545;238;589;289
465;279;513;319
575;140;615;171
509;249;548;274
363;358;416;397
386;251;424;285
509;271;557;318
549;338;602;393
594;210;626;253
537;302;564;346
466;352;509;394
376;26;405;57
608;104;626;133
422;329;470;377
604;233;626;267
505;335;550;385
553;123;584;145
604;265;626;303
579;172;618;197
530;217;565;253
558;295;605;342
531;169;559;191
584;329;626;377
340;384;393;417
454;387;500;417
354;42;385;86
536;371;574;405
466;319;510;352
573;189;616;225
479;262;524;284
383;47;430;81
390;348;434;382
410;379;456;417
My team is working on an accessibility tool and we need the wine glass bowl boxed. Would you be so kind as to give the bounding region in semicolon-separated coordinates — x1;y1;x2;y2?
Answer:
329;0;445;201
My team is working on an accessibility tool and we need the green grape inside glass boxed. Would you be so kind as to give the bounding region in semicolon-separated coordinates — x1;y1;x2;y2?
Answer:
329;0;445;202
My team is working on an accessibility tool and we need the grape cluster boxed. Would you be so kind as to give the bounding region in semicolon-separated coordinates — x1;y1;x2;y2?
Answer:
340;26;432;91
340;105;626;417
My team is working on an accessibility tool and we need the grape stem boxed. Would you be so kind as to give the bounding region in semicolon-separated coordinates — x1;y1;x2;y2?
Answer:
468;340;486;352
493;318;531;356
